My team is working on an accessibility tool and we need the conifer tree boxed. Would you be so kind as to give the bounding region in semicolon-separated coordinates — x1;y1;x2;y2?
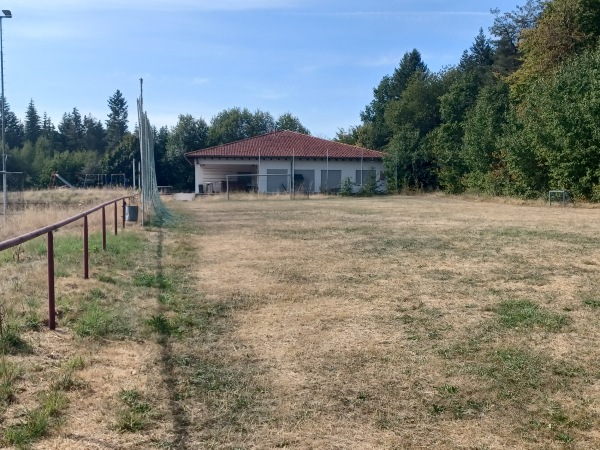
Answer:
106;89;129;151
24;99;41;144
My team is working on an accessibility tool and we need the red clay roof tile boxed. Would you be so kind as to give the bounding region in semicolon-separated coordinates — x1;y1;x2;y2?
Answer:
184;130;383;159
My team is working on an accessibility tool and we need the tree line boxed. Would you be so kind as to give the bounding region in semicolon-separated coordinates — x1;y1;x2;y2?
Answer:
6;0;597;199
336;0;600;200
2;90;310;190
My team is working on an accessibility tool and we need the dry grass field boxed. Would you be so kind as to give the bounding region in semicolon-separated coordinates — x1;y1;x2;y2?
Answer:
1;193;600;449
166;194;600;449
0;188;134;241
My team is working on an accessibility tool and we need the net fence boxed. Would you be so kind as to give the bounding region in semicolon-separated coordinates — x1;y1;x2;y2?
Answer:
137;80;169;225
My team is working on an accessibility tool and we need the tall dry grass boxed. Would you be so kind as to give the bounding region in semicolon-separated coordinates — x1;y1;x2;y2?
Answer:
0;188;135;241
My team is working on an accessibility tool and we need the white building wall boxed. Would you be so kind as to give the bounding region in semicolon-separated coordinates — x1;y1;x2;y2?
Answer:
193;157;384;194
195;161;257;193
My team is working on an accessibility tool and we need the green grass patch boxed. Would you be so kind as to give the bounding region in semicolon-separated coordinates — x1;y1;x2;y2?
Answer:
133;273;173;290
73;303;132;339
487;348;544;397
49;356;87;392
0;323;32;355
3;391;68;448
115;389;153;433
0;358;22;408
96;273;117;284
105;232;145;256
146;314;178;336
64;355;85;371
496;300;569;331
582;293;600;309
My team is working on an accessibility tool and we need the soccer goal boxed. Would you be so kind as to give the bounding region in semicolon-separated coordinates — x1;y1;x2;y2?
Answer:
548;190;572;207
110;173;126;187
84;173;107;188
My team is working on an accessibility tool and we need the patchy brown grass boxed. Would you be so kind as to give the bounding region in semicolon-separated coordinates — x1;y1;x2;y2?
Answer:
167;194;600;449
0;190;167;449
2;193;600;449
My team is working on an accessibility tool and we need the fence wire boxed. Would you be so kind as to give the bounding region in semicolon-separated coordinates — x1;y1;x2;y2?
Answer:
137;82;169;225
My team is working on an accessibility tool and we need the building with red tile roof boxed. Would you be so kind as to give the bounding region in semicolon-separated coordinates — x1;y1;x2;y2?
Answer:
184;130;384;194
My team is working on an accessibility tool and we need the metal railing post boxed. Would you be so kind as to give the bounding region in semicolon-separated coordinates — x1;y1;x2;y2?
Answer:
0;194;137;332
83;215;89;279
47;231;56;330
114;201;118;236
122;199;126;229
102;207;107;250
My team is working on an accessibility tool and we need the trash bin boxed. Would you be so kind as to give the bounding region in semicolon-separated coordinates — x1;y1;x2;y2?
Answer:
125;205;138;222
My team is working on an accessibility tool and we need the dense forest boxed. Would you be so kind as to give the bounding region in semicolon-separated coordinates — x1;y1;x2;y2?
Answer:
336;0;600;200
2;91;310;191
4;0;599;198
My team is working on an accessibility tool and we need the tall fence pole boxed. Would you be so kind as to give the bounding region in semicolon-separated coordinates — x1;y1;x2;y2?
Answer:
114;201;118;236
83;216;89;279
47;231;56;330
102;207;106;250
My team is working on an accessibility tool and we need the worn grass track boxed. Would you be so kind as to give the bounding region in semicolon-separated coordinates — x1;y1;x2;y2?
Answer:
166;194;600;449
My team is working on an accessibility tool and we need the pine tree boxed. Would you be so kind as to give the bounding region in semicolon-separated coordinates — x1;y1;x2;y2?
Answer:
83;114;106;154
360;49;428;149
24;99;42;144
0;96;24;149
106;90;128;151
58;108;84;152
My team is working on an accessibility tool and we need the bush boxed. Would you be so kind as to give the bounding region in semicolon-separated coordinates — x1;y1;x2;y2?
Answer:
340;177;354;196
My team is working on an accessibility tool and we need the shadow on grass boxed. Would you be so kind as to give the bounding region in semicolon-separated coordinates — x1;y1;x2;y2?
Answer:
154;226;190;450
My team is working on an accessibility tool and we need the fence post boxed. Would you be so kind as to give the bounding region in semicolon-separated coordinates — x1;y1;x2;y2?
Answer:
102;207;106;250
114;202;118;236
122;199;126;229
48;231;56;330
83;215;89;279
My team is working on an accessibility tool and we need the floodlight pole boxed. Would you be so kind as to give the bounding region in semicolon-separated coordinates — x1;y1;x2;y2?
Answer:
0;10;11;221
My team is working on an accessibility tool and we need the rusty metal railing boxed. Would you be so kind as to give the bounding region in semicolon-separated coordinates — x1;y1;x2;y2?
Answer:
0;195;137;330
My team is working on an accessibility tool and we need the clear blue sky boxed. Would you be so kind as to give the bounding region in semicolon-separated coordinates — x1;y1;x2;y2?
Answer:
6;0;519;139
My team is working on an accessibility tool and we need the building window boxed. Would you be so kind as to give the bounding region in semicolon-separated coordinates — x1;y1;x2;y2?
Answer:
355;169;376;186
267;169;288;193
320;170;342;192
294;170;315;192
